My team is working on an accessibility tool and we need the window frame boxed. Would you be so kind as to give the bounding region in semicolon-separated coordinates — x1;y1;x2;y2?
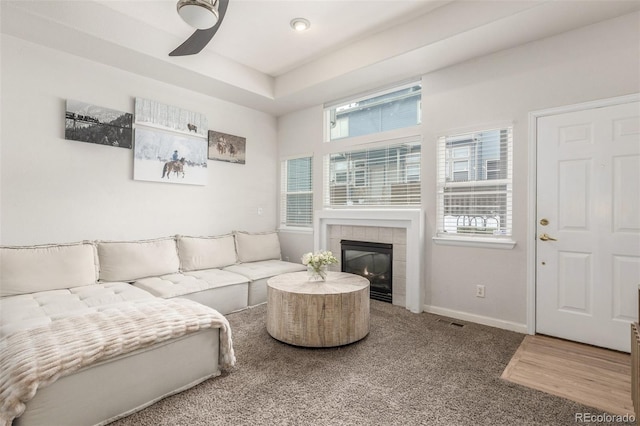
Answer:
323;138;422;209
280;155;313;230
434;126;516;249
322;81;423;211
324;80;422;143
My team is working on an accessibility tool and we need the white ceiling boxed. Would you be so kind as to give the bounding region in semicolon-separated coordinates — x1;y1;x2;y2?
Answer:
2;0;639;116
100;0;447;77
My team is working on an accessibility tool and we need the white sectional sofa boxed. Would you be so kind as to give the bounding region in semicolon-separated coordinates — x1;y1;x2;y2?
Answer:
124;232;305;313
0;231;305;426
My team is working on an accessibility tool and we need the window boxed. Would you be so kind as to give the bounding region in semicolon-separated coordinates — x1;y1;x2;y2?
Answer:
405;153;421;183
437;128;513;237
324;141;421;207
332;159;347;184
486;159;501;180
325;82;421;141
330;116;349;140
281;156;313;227
353;160;367;187
446;146;471;182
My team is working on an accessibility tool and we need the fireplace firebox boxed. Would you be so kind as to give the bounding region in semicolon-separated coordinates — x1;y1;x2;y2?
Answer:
341;240;392;303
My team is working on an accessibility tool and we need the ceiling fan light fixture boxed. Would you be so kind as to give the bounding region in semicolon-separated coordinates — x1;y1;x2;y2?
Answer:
177;0;219;30
290;18;310;32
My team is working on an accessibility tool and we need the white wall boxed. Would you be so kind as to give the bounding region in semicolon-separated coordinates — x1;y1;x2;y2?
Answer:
277;12;640;328
276;105;323;263
422;11;639;327
0;35;278;245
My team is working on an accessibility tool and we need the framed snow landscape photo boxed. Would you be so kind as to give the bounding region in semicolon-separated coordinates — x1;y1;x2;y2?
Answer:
133;98;208;185
134;98;207;138
65;99;133;148
133;127;208;186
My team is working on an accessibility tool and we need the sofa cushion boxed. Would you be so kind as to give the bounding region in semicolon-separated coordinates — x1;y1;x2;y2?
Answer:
177;234;237;272
133;270;249;299
234;231;281;263
97;238;180;282
223;260;306;281
0;282;154;337
0;242;98;297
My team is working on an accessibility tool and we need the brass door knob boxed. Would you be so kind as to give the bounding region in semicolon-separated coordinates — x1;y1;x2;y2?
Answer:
539;233;558;241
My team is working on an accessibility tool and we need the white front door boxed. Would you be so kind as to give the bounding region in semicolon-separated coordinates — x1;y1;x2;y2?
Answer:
536;100;640;352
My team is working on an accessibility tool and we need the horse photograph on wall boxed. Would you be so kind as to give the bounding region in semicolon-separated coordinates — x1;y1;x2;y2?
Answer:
134;97;207;138
133;127;208;186
65;99;132;148
208;131;246;164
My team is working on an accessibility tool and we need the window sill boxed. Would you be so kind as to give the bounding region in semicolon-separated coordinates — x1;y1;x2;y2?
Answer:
432;236;516;250
278;226;313;234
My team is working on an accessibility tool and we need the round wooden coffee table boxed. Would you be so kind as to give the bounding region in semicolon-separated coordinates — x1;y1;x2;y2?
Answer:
266;271;370;347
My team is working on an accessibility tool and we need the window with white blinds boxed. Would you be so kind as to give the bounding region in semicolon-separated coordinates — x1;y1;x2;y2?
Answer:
437;128;513;237
324;140;421;208
281;156;313;227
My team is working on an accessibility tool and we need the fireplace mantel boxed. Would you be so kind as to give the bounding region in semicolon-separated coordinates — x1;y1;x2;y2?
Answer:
314;209;424;313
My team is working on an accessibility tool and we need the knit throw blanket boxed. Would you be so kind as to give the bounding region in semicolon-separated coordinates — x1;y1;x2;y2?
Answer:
0;298;236;426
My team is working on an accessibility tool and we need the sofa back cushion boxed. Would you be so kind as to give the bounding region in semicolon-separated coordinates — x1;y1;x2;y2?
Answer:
177;234;238;271
0;242;98;297
97;237;179;282
234;231;281;263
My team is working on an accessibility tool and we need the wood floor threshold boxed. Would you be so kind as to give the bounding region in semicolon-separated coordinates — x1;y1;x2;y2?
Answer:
502;334;634;416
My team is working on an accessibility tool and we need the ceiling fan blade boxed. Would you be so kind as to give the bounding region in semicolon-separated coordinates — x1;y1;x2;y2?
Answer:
169;0;229;57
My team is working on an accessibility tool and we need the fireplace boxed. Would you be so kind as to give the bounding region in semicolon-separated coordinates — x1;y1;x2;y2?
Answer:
341;240;393;303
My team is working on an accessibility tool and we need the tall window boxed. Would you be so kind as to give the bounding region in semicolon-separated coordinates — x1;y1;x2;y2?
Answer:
437;128;513;237
324;141;421;208
326;82;422;141
323;82;422;209
281;156;313;227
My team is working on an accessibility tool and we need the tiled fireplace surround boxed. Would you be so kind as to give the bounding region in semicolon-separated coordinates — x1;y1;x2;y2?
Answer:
314;210;424;313
327;225;407;307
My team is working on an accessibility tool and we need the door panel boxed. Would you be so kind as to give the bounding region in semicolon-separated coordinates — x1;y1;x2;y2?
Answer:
536;100;640;352
613;155;640;232
613;256;640;321
557;251;591;314
558;159;590;230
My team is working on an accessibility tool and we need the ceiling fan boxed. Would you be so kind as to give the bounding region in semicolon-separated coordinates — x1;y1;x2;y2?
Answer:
169;0;229;56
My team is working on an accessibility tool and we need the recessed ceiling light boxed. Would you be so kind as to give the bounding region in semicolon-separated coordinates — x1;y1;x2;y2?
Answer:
290;18;310;32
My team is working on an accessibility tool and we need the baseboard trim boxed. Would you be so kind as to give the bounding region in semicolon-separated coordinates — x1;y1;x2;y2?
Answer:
423;305;528;334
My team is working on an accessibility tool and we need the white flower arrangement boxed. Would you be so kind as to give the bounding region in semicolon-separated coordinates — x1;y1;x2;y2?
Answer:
301;250;338;280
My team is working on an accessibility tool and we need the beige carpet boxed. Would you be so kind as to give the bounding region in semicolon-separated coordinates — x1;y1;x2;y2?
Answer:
111;301;628;426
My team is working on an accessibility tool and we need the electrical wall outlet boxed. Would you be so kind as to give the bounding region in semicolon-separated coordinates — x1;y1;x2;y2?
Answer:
476;285;486;298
